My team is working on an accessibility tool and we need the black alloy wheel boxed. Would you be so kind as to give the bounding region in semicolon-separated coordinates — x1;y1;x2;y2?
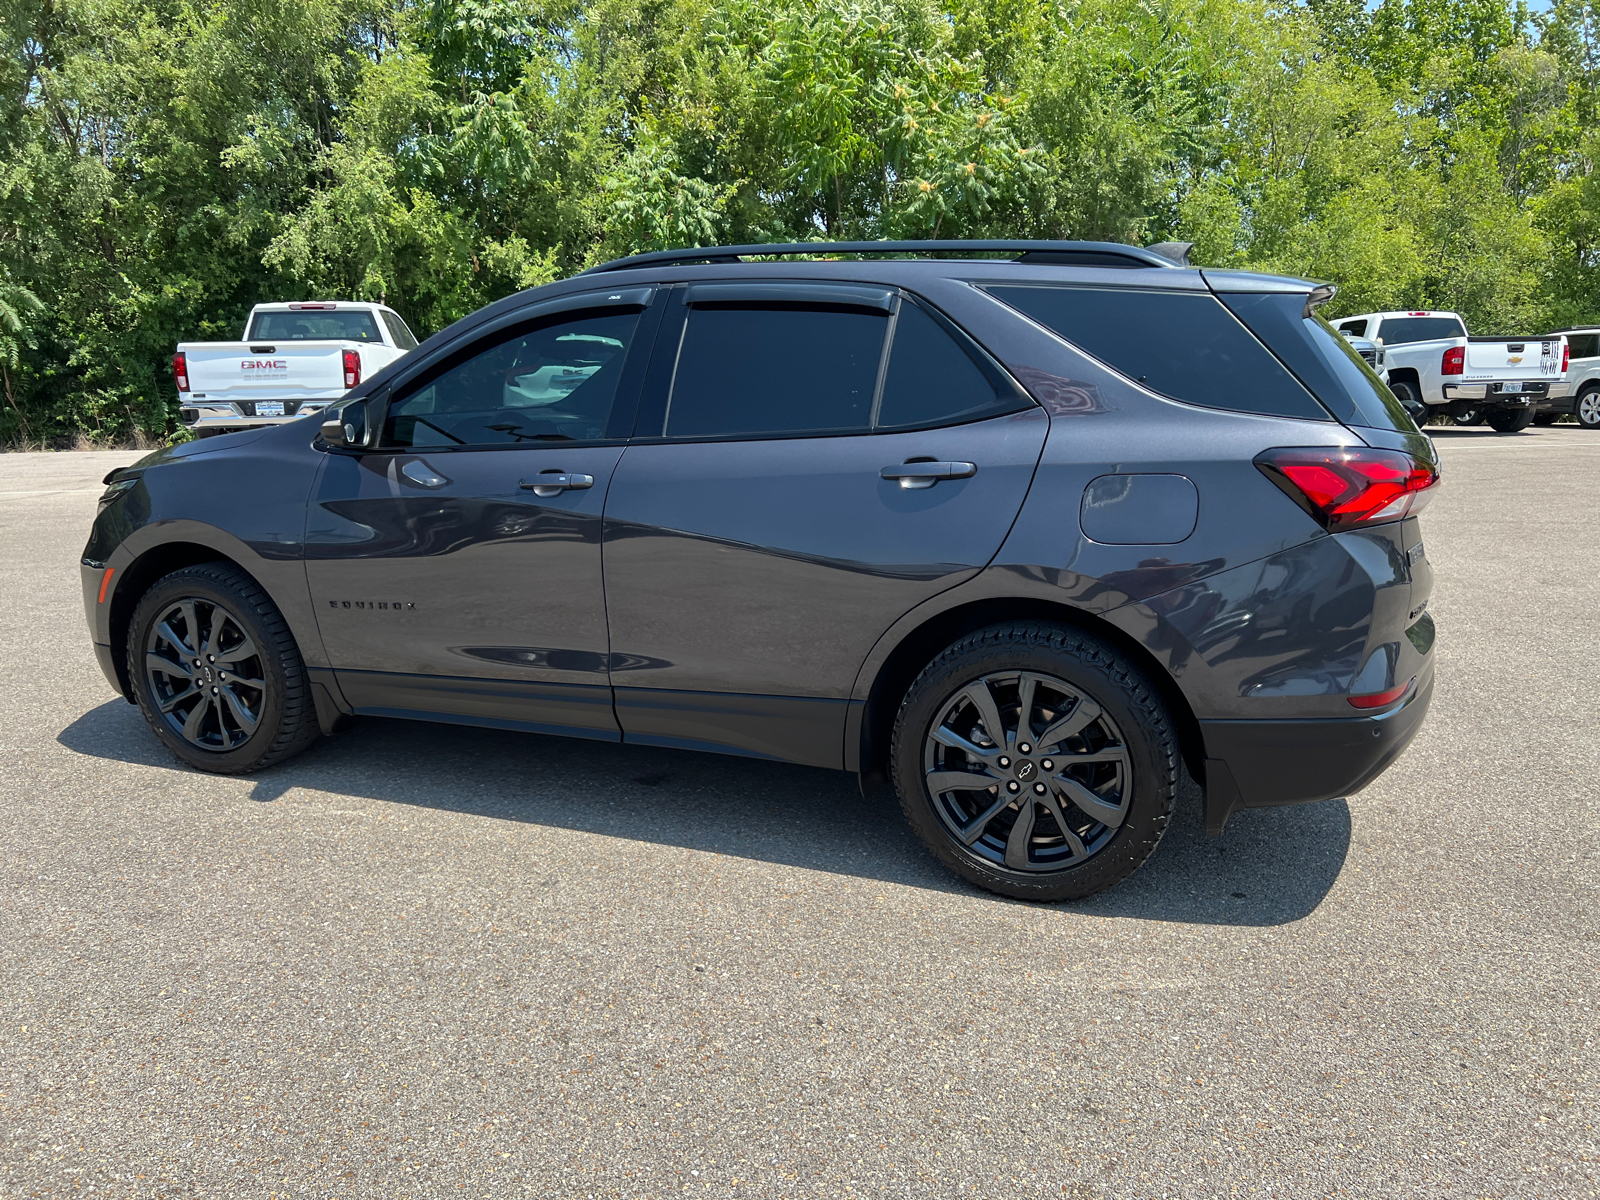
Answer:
128;563;319;773
144;596;264;750
892;623;1177;901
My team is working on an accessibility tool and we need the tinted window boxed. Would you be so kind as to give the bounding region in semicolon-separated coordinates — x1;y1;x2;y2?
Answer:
1567;333;1599;359
1337;319;1368;337
1218;292;1415;433
877;302;1017;429
1375;316;1466;345
380;310;419;351
665;307;885;438
384;310;640;448
249;309;382;342
988;285;1328;421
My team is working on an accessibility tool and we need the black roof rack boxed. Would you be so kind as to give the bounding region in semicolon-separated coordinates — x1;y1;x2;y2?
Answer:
582;239;1189;275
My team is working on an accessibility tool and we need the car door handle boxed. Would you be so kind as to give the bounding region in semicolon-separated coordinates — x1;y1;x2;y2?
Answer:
520;472;595;497
880;461;977;489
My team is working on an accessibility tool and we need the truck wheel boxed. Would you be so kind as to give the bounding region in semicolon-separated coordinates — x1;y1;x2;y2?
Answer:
1485;408;1535;433
1452;407;1485;427
1389;379;1426;423
128;563;320;774
890;623;1177;902
1579;388;1600;430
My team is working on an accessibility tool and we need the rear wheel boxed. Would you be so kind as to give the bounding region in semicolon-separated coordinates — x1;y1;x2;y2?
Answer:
128;563;319;774
1486;408;1535;433
891;623;1177;901
1388;379;1426;423
1578;388;1600;430
1452;406;1485;427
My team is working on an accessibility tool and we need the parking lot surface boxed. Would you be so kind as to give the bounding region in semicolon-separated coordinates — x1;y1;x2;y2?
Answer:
2;431;1597;1199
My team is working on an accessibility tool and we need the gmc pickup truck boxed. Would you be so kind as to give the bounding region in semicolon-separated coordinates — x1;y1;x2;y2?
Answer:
1332;310;1568;432
175;301;418;436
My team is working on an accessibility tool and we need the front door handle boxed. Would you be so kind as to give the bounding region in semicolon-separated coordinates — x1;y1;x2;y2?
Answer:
520;472;595;498
880;461;977;490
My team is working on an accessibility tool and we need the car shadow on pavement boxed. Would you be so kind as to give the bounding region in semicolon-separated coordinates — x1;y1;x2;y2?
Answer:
59;701;1350;927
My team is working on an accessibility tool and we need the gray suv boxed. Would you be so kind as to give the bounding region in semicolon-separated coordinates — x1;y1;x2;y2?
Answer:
82;241;1438;901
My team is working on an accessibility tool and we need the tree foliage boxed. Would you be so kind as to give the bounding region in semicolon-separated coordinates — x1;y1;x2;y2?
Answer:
3;0;1600;441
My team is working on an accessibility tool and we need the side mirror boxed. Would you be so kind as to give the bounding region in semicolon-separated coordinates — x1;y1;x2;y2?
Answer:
320;397;380;449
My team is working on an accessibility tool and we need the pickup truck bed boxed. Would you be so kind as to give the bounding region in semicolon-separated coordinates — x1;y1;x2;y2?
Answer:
176;302;416;435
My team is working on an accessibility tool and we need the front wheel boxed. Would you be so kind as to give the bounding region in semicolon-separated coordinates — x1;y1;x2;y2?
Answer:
1578;388;1600;430
1389;379;1426;424
1486;408;1535;433
891;623;1178;901
128;562;320;774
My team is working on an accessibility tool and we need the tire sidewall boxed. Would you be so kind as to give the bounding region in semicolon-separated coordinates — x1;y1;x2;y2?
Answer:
1578;388;1600;429
891;627;1176;901
1486;407;1534;433
128;569;295;773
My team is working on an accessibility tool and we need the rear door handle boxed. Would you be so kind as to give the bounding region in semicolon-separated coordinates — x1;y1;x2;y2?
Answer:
520;472;595;498
880;461;977;489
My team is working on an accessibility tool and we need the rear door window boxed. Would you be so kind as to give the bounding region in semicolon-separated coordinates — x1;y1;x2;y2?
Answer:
1337;319;1368;337
380;311;419;351
986;284;1330;421
249;309;383;342
664;304;884;438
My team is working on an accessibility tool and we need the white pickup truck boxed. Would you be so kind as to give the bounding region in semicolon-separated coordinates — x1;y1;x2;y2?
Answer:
1331;310;1568;432
175;301;418;436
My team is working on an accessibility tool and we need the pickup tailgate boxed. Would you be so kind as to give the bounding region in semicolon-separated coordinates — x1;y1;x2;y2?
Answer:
180;341;349;400
1463;337;1565;382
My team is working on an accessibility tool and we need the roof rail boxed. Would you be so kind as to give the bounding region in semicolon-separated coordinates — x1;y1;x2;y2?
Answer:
582;239;1184;274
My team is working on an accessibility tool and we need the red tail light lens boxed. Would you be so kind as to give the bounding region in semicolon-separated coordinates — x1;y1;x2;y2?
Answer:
1562;342;1571;372
1349;677;1414;710
342;349;361;389
1255;447;1440;531
173;352;189;392
1441;346;1464;375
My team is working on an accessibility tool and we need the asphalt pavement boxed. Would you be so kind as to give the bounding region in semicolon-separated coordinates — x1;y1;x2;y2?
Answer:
1;430;1596;1198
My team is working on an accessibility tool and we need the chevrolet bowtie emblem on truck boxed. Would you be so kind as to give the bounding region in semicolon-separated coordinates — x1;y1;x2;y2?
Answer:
1508;355;1523;364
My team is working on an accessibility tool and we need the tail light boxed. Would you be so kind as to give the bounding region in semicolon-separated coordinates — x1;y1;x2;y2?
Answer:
1562;342;1571;372
173;352;190;392
1255;447;1440;531
342;349;361;389
1349;678;1414;710
1441;346;1464;375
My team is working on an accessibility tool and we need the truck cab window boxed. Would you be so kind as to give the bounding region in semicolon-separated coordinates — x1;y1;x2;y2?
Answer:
249;310;382;341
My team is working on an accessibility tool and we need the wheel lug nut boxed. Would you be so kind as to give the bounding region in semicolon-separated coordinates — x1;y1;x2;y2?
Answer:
208;655;215;662
997;757;1010;768
1041;759;1053;771
1018;743;1031;754
1034;782;1047;794
211;687;219;695
1006;781;1020;793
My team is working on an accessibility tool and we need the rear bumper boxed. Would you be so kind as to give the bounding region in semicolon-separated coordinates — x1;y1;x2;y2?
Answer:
1200;668;1433;835
179;403;332;432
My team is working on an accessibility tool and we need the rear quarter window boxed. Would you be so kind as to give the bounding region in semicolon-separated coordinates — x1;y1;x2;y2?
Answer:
986;284;1330;422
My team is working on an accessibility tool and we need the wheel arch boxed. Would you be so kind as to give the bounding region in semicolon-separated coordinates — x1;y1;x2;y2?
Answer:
1384;366;1422;394
853;597;1204;790
106;542;258;700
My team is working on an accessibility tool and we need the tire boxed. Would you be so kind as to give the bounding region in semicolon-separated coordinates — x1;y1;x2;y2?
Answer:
890;623;1177;901
1452;406;1485;427
128;563;319;774
1389;379;1426;424
1485;408;1535;433
1532;412;1559;426
1578;388;1600;430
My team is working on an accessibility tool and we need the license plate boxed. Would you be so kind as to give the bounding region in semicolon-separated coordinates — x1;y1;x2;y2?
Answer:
256;402;285;417
1499;383;1521;394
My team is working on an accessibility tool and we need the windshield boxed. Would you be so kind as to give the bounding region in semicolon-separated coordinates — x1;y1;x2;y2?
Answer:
248;309;383;342
1377;316;1465;345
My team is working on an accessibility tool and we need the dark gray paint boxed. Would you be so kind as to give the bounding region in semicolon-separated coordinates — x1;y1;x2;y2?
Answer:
82;251;1436;822
1080;474;1199;545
